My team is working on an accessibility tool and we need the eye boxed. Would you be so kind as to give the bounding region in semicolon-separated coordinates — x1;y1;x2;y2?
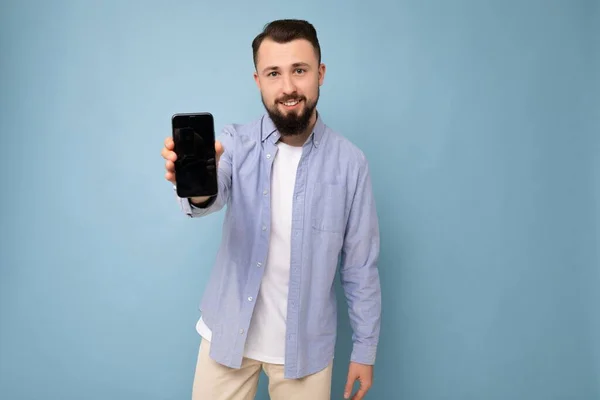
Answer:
268;71;279;77
295;68;306;75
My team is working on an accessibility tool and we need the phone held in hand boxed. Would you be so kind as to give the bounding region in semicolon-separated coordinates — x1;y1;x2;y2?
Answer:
171;112;218;198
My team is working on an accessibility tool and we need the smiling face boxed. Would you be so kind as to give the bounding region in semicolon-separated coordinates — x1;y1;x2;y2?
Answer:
253;38;326;137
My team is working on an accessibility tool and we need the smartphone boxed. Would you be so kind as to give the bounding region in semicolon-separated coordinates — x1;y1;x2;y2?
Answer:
171;112;218;198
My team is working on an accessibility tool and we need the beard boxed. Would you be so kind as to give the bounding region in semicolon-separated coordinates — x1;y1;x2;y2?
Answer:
262;89;319;136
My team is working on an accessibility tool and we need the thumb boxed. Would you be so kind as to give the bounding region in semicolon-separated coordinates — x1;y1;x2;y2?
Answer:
215;140;225;168
214;140;224;166
344;373;354;399
215;140;224;158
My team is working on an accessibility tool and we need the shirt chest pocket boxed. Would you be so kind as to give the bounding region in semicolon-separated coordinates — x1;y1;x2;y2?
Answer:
310;183;347;234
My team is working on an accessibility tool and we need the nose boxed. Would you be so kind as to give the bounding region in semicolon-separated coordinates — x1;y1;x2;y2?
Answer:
282;73;296;94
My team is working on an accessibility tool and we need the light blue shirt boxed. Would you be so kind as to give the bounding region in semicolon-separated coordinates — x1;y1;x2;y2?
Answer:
176;112;381;379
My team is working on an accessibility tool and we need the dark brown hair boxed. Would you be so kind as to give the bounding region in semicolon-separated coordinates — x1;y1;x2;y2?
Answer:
252;19;321;67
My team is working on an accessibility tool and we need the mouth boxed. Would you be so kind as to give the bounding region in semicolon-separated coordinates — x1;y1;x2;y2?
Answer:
279;98;303;109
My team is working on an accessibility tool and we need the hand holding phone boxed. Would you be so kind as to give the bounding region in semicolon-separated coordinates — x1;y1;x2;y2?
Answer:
162;112;224;200
162;139;223;183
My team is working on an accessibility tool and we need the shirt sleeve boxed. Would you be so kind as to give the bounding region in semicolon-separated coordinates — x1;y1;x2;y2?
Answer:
339;155;382;365
174;125;235;218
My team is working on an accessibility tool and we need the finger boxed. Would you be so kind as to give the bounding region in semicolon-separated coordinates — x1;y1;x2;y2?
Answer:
351;387;368;400
161;147;177;162
164;137;174;150
215;140;224;157
165;160;175;172
165;171;175;183
344;376;355;399
351;380;372;400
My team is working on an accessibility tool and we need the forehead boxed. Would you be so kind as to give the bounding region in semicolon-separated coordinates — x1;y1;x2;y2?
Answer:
256;38;318;69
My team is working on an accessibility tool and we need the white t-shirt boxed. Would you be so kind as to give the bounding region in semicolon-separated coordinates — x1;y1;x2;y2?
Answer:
196;140;303;364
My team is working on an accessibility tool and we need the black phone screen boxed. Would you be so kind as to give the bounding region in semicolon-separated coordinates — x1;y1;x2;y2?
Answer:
172;113;218;198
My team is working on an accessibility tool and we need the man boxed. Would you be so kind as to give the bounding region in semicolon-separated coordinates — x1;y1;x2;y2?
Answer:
161;19;381;400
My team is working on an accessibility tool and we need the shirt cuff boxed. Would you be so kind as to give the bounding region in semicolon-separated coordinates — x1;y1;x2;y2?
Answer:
174;185;215;217
350;343;378;365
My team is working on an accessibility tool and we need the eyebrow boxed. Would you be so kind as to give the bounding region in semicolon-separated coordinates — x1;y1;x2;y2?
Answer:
261;62;311;75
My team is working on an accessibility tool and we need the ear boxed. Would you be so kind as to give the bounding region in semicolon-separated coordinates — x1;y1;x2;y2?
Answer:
253;71;261;89
318;63;326;86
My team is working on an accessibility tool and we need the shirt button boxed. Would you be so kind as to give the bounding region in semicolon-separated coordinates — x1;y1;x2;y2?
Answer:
257;262;262;267
262;225;267;231
266;154;271;159
248;296;253;301
263;190;268;196
240;329;244;334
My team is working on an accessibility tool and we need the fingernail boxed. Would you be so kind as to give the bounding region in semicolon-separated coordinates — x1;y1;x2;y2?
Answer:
344;393;349;399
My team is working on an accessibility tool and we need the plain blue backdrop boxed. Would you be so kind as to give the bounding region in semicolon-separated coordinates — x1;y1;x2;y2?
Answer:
1;0;598;399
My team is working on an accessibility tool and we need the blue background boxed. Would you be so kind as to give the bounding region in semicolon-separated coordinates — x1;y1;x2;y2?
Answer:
1;0;598;399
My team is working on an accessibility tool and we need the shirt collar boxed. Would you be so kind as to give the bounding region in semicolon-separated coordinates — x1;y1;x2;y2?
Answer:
261;111;326;148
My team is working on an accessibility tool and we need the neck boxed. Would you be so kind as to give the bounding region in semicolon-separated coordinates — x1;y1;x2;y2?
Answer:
279;110;317;147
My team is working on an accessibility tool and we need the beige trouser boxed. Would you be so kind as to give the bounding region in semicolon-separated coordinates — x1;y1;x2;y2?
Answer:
191;339;333;400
